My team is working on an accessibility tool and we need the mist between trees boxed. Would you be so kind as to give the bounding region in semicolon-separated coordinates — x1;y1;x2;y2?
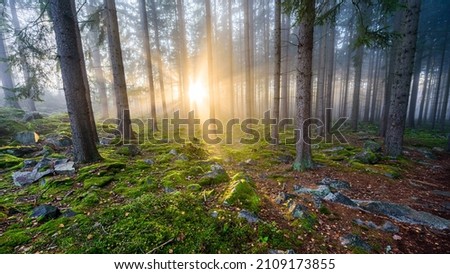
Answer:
100;110;349;145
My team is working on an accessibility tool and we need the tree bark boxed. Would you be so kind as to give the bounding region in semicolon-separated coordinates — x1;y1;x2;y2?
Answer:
0;25;20;109
280;12;291;120
138;0;158;130
105;0;133;141
227;0;234;118
150;0;168;118
244;0;254;118
205;0;215;119
176;0;189;114
272;0;282;143
293;0;314;171
351;45;364;131
385;0;421;158
50;0;101;163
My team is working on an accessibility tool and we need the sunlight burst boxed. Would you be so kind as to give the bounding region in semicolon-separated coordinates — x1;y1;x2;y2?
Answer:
189;81;207;104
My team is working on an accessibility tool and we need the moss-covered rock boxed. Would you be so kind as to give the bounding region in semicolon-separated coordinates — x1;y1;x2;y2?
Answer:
354;149;380;164
0;229;32;253
115;144;140;157
222;177;260;213
187;183;202;192
84;176;114;189
198;164;229;185
363;140;382;153
161;171;185;188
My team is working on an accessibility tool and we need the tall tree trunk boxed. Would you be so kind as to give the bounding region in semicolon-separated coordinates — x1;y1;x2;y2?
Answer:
0;31;20;109
150;0;168;118
370;51;382;123
363;51;375;122
205;0;215;119
105;0;133;141
50;0;101;163
439;68;450;129
9;0;35;111
138;0;158;130
228;0;234;118
316;25;326;129
351;45;364;131
293;0;314;172
176;0;189;113
407;46;423;128
90;36;109;120
325;19;335;135
280;12;291;120
272;0;281;143
263;0;270;113
385;0;421;158
417;53;432;126
430;31;448;129
342;13;354;117
244;0;254;118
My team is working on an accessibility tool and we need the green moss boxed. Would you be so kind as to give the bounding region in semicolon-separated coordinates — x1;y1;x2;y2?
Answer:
186;184;202;192
78;161;125;181
319;206;331;215
0;229;32;253
161;171;185;187
222;178;260;213
77;192;100;209
292;213;317;233
84;176;114;189
0;154;23;169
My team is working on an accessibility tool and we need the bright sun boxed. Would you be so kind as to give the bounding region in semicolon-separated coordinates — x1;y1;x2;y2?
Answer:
189;81;206;104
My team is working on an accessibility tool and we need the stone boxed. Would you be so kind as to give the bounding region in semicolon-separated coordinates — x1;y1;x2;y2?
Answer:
22;112;43;122
244;158;255;165
358;201;450;230
177;154;189;161
288;202;308;219
44;134;73;148
210;211;218;218
54;161;75;175
169;149;178;156
23;159;37;169
294;185;331;198
143;159;155;165
318;177;350;190
30;205;61;220
432;147;444;153
363;140;382;153
268;249;295;254
62;209;77;218
187;184;201;192
222;179;260;212
353;218;378;229
0;146;39;157
12;169;53;187
199;164;229;185
354;149;379;164
15;131;39;145
432;190;450;198
274;192;295;204
340;234;372;252
381;221;399;233
323;192;357;207
322;146;345;153
237;210;259;223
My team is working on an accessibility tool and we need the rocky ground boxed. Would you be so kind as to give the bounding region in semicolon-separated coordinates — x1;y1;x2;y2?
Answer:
0;108;449;254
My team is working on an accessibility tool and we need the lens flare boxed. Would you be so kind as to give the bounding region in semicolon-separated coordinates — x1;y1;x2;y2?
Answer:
189;81;206;104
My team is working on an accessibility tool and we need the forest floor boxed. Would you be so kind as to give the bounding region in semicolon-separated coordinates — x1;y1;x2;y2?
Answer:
0;108;449;254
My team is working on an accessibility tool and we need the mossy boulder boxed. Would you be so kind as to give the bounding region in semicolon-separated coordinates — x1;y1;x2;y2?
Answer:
222;177;260;213
187;183;202;192
198;164;229;185
161;171;185;188
116;144;140;157
363;140;382;153
354;149;380;164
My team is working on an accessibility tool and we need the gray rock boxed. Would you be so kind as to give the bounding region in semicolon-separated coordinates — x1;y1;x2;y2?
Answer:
238;210;260;223
199;164;229;184
288;202;308;219
13;169;53;187
274;192;295;204
211;211;219;218
358;201;450;230
143;159;155;165
22;112;43;122
432;190;450;198
244;158;256;165
169;149;178;156
177;154;189;161
116;144;140;156
30;205;61;220
340;234;372;252
318;177;350;190
417;147;435;159
23;159;37;169
381;221;399;233
294;185;331;198
354;149;379;164
62;209;77;218
44;134;72;148
54;161;75;175
432;147;444;153
1;146;39;157
353;218;378;229
268;249;295;254
323;192;357;207
15;131;39;145
363;140;382;153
